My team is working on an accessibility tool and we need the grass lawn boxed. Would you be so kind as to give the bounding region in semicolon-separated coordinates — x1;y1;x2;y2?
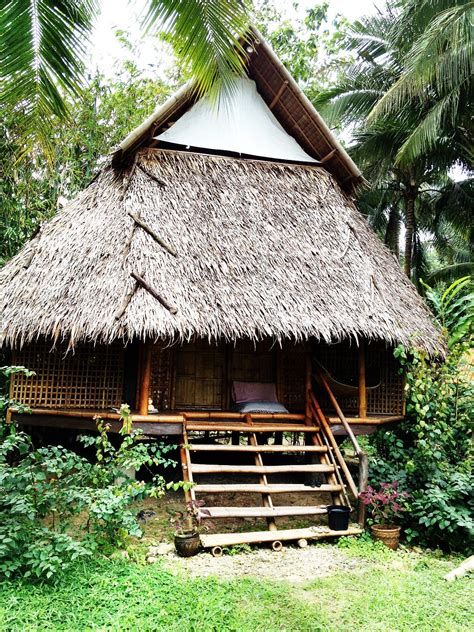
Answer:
0;539;471;632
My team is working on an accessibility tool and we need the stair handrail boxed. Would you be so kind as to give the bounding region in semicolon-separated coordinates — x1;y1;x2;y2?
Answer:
309;391;359;499
314;366;369;525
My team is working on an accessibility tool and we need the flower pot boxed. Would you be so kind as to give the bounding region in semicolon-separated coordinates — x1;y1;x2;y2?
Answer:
174;531;201;557
371;524;401;550
327;505;351;531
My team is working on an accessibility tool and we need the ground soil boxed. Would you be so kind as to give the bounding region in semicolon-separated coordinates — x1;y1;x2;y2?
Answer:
164;542;361;583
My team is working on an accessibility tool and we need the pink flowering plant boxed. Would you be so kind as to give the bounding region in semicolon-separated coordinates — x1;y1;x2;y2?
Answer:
359;482;409;526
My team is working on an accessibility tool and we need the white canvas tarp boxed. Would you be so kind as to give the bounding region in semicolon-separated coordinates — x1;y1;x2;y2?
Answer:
155;77;317;163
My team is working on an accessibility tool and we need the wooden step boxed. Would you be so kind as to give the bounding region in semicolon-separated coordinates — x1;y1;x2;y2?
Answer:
191;464;335;475
186;423;319;433
188;444;328;453
202;506;328;518
200;525;362;548
194;483;341;494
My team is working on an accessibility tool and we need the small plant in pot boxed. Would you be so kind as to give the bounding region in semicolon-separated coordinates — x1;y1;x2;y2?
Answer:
359;482;409;550
173;500;213;557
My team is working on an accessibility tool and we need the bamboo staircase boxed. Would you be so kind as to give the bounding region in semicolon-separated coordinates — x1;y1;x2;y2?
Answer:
179;369;367;555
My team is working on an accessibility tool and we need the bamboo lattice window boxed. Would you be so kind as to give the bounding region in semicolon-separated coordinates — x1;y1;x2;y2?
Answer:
316;341;404;415
10;342;124;409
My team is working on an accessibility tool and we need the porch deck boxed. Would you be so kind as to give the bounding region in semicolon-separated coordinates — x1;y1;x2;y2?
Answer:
9;406;404;436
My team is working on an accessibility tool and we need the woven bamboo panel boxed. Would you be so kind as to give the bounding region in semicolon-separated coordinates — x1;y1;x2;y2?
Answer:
149;341;174;411
279;342;308;412
231;339;275;383
316;341;403;415
11;342;124;409
173;340;226;410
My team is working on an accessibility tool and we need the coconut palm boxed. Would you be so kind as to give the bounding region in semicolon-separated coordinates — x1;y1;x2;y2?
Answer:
313;6;472;281
370;0;474;166
0;0;250;154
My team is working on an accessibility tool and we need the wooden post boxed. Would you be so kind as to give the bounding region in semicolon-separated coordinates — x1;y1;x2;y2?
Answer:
358;339;367;419
357;451;369;527
138;341;153;415
305;352;312;423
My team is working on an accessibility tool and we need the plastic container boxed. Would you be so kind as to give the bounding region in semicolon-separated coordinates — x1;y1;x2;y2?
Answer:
327;505;351;531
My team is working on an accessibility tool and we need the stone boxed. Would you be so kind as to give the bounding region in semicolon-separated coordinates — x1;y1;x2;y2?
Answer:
109;549;130;561
148;542;175;556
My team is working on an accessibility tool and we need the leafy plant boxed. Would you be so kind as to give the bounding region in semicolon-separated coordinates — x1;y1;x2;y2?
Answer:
422;276;473;348
173;499;213;534
359;482;409;526
0;378;178;580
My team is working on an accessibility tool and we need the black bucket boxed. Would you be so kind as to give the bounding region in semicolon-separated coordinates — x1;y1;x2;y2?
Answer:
327;505;351;531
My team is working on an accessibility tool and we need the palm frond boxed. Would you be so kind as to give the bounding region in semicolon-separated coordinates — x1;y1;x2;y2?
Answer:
395;89;460;164
370;3;474;121
0;0;98;154
143;0;250;100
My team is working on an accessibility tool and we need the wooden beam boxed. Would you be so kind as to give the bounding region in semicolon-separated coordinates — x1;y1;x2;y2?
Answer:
191;463;335;474
194;483;342;494
358;339;367;418
11;414;182;435
128;211;177;257
185;423;319;433
205;506;328;519
114;281;138;320
138;341;153;415
188;444;328;453
319;148;337;164
9;407;184;423
200;526;362;549
269;80;289;109
131;271;178;314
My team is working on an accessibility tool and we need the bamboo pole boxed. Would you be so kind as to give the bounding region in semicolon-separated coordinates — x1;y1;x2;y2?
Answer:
358;339;367;418
131;271;178;314
138;341;153;415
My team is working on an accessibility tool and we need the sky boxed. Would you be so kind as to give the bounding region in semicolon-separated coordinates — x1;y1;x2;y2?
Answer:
90;0;379;77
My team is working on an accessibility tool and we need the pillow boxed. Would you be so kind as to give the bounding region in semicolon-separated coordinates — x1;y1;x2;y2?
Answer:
233;401;289;414
232;381;278;404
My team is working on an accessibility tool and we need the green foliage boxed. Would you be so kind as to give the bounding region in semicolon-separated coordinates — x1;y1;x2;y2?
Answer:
422;276;474;348
369;281;473;551
0;368;177;581
255;1;352;96
143;0;249;100
0;550;471;631
312;1;473;282
0;62;172;265
0;0;99;155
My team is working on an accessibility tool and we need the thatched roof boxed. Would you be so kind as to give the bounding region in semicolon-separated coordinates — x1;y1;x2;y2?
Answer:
112;27;362;192
0;150;442;353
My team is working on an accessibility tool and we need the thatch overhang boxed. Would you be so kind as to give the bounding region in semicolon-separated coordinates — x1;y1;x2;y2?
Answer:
112;27;363;192
0;150;442;353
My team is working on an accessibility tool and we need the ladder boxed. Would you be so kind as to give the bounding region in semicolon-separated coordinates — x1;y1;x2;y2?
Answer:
179;384;364;554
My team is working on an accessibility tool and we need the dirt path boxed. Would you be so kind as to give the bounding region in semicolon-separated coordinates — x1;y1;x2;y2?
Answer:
163;543;361;583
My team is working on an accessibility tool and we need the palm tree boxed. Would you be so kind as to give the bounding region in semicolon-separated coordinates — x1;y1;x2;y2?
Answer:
313;6;472;282
369;0;474;167
0;0;250;154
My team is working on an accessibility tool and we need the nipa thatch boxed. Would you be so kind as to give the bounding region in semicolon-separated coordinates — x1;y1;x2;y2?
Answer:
0;149;442;353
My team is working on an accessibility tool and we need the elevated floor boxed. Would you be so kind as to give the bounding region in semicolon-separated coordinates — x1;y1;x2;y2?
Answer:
8;407;404;436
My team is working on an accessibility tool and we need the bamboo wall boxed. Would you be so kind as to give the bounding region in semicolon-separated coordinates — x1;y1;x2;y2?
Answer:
9;337;404;415
10;341;124;409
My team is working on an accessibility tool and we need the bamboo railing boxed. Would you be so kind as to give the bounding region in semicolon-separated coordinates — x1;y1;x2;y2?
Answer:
312;366;369;526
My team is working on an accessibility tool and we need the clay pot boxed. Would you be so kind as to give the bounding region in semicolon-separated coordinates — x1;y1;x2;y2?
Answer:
371;524;401;550
174;531;201;557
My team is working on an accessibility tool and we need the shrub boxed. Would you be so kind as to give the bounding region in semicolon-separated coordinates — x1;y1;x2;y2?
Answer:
0;372;177;580
368;278;473;552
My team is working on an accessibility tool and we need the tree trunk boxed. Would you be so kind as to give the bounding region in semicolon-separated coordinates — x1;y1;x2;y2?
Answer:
385;206;401;259
404;194;416;277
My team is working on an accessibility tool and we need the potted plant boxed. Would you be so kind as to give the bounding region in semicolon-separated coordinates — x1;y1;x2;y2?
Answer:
173;500;213;557
359;482;409;550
